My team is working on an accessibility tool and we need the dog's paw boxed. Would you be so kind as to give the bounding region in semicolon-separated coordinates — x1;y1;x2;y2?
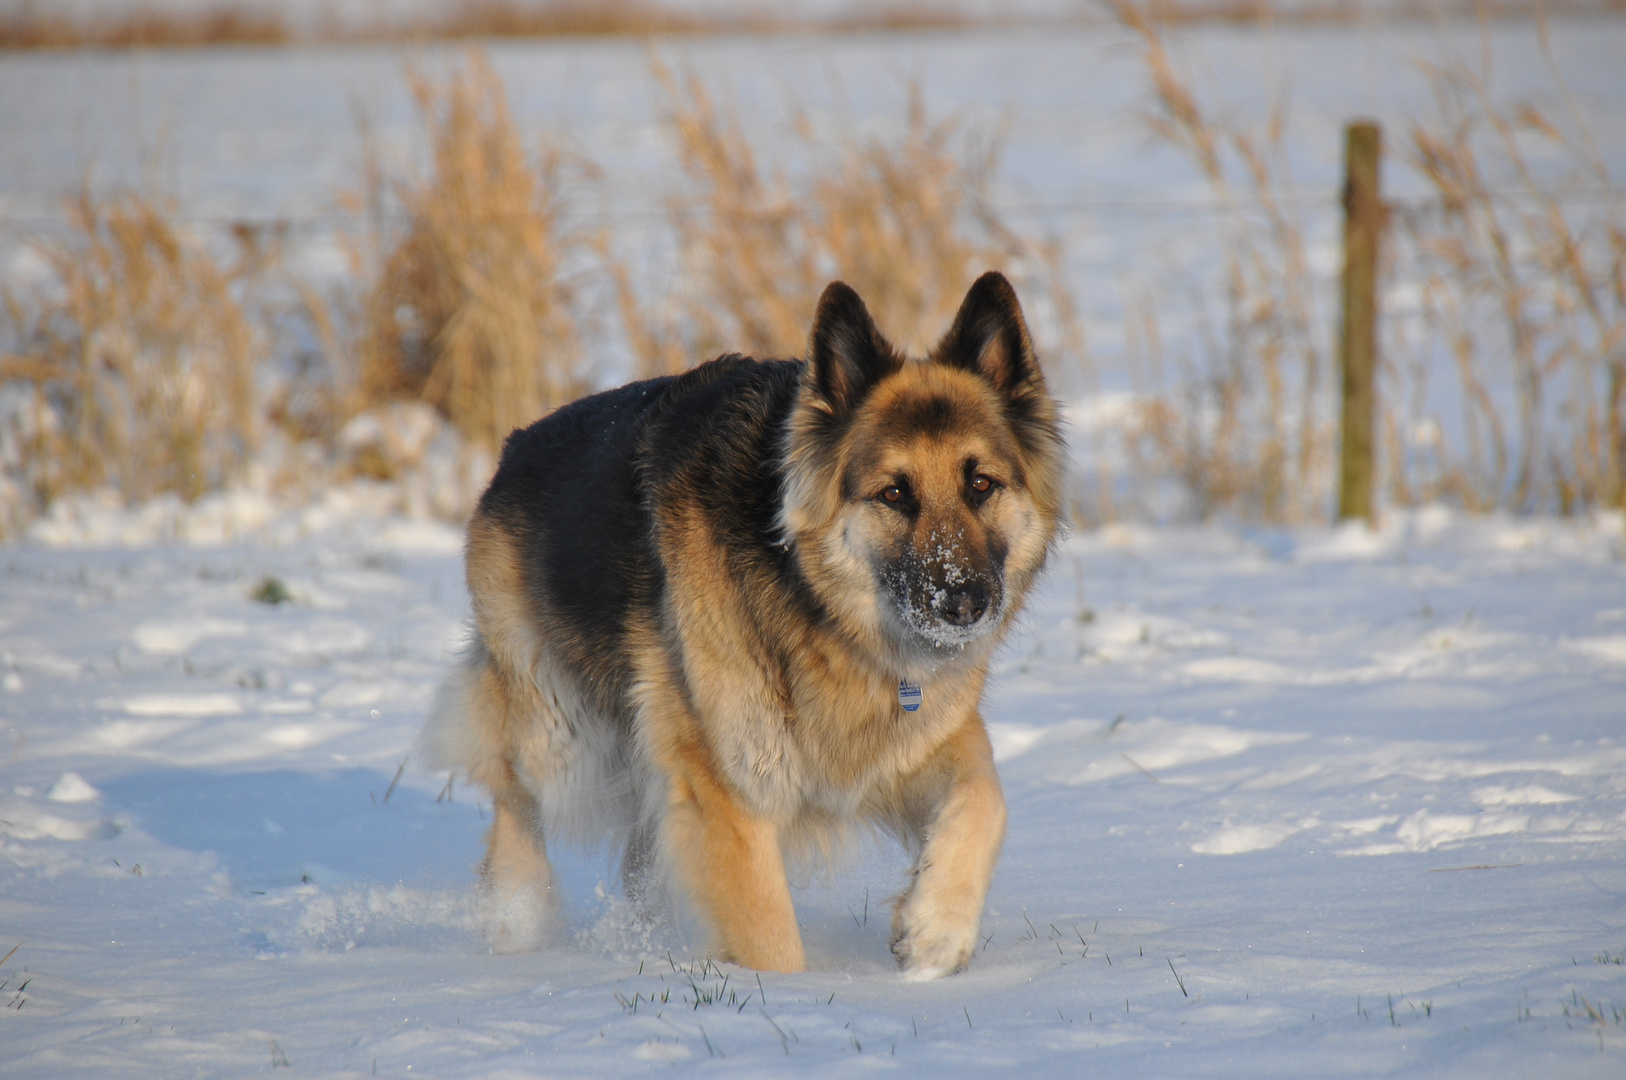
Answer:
480;885;556;954
890;905;976;980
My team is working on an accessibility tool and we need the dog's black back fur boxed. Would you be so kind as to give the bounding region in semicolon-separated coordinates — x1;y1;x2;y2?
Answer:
476;356;811;720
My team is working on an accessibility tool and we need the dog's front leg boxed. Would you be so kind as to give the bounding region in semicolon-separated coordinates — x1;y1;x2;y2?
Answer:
890;714;1007;980
662;753;806;972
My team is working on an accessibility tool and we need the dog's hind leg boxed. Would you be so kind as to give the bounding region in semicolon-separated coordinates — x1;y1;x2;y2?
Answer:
435;515;572;951
424;635;561;952
887;713;1007;980
479;760;559;953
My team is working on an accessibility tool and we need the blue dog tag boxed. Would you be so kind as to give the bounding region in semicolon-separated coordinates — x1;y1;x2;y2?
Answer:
898;679;922;712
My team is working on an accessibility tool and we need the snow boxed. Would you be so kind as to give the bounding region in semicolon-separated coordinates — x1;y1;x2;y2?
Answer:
2;501;1623;1076
3;12;1626;1075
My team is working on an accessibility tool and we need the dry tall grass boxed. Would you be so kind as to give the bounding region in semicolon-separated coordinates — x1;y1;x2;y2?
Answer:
355;52;589;454
1394;28;1625;511
1113;2;1625;519
625;62;1075;379
0;190;263;517
0;0;977;52
8;24;1616;535
4;1;1609;52
0;7;288;50
1111;0;1331;523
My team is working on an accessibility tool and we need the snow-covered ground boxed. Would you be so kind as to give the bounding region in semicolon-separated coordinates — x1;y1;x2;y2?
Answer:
2;497;1623;1076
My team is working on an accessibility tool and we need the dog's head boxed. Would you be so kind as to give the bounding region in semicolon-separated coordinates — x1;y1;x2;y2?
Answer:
780;272;1064;663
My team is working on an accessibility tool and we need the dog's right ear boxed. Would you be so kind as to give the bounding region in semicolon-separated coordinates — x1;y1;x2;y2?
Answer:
804;281;902;418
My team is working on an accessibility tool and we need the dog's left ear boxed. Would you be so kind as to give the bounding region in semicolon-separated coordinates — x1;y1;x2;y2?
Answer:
805;281;904;418
933;272;1046;403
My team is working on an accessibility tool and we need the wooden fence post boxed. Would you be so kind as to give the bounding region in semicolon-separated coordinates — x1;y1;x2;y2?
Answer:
1338;120;1382;523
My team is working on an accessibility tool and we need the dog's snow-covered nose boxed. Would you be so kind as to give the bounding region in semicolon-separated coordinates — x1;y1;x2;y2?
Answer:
934;585;988;627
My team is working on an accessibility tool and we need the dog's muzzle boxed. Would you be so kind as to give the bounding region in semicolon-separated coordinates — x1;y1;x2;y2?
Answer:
888;563;1003;649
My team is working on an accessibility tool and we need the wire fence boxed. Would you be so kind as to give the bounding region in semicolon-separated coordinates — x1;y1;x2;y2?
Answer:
1;186;1622;236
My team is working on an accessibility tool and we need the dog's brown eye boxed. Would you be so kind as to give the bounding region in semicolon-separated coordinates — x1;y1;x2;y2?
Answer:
881;485;904;503
970;475;993;494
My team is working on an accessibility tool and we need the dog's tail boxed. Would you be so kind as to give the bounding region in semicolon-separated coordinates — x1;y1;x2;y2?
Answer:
420;626;512;793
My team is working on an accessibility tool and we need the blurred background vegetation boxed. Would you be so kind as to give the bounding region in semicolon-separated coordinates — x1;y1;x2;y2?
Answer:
1;1;1622;536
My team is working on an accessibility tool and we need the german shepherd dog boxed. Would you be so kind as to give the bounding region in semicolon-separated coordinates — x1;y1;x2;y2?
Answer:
425;272;1063;978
